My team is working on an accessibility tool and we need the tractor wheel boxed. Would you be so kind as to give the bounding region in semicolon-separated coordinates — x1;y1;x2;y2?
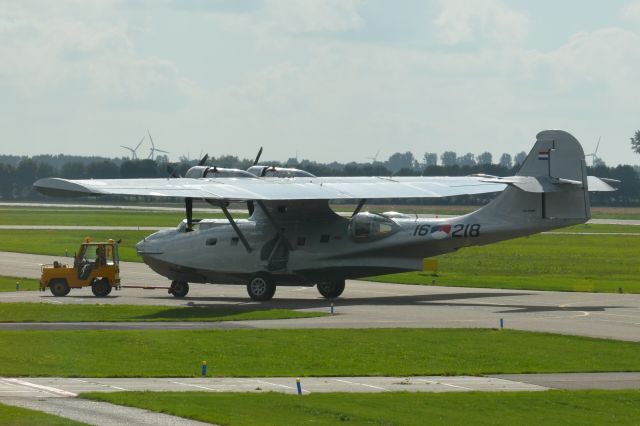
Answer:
317;279;346;298
170;281;189;298
91;278;111;297
246;273;276;301
49;279;70;297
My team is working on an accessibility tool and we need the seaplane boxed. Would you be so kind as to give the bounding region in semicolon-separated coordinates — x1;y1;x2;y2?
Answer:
34;130;617;301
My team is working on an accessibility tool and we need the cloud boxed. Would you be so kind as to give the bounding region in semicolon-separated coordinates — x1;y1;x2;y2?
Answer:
538;28;640;104
433;0;528;45
620;1;640;21
262;0;364;33
0;1;196;105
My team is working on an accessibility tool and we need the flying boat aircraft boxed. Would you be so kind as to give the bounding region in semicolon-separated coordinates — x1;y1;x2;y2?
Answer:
34;130;618;301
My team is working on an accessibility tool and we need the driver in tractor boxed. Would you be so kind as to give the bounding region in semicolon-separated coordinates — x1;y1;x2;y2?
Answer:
78;245;105;280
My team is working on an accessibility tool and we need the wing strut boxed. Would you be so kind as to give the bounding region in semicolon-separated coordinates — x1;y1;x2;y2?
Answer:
352;199;367;217
256;201;294;251
206;200;252;253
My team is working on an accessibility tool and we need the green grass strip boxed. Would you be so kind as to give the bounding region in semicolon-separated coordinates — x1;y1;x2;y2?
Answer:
554;224;640;233
0;402;86;426
0;276;40;292
0;208;245;226
0;230;148;262
82;390;640;426
369;232;640;293
0;303;324;323
0;329;638;377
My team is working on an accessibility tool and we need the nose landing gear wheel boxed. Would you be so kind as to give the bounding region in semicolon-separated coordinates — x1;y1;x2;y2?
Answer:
317;279;345;298
247;273;276;301
169;281;189;298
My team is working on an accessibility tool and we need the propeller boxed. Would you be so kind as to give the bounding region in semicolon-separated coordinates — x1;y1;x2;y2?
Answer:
166;165;181;178
185;198;193;231
198;153;209;166
253;147;263;165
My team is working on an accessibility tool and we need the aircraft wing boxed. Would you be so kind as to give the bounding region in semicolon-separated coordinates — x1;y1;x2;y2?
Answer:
33;176;507;201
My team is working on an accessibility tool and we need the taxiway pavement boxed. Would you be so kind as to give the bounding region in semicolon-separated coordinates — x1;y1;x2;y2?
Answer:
1;251;639;341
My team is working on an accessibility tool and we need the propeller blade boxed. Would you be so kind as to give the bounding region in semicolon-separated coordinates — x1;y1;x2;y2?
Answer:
167;165;181;178
198;153;209;166
253;147;263;165
185;198;193;231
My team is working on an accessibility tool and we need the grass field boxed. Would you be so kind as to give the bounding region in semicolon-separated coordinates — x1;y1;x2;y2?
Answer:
0;208;244;226
0;329;638;377
0;303;324;322
83;390;640;426
369;231;640;293
553;223;640;233
0;276;39;292
2;205;639;225
0;402;85;426
0;229;148;262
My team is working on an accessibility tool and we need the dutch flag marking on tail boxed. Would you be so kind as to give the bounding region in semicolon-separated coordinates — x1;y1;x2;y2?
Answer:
430;224;452;240
538;150;550;160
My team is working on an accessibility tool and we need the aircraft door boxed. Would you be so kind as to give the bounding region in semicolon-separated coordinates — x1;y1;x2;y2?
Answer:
260;233;290;271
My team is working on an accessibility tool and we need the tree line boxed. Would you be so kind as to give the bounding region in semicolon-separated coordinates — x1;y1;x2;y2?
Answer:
0;152;638;206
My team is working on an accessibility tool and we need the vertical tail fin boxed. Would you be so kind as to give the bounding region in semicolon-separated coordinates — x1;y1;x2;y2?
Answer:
473;130;590;230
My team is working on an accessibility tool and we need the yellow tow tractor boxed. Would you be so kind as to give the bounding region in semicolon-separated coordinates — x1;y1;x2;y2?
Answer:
40;237;121;297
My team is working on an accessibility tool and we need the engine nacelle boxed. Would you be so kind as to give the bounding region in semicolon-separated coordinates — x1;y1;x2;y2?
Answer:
246;165;316;178
185;166;255;179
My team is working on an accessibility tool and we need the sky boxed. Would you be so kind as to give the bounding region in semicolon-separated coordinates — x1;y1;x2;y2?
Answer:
1;0;640;166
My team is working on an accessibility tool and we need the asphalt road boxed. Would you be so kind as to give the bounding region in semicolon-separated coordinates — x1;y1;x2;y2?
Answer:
1;251;639;341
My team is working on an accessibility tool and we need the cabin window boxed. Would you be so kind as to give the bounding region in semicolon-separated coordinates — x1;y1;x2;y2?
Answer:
206;238;217;246
231;237;239;246
297;237;306;246
349;212;399;242
320;234;330;243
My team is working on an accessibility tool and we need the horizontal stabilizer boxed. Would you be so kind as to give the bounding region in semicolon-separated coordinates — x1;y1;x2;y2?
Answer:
479;175;617;193
587;176;619;192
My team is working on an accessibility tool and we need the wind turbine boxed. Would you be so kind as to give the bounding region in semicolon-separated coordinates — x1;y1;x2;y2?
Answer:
147;130;169;160
585;137;601;166
120;136;145;160
366;150;381;163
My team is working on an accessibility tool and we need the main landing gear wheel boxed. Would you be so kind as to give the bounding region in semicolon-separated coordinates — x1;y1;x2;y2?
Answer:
91;278;112;297
317;279;345;299
247;273;276;301
169;281;189;298
49;279;70;297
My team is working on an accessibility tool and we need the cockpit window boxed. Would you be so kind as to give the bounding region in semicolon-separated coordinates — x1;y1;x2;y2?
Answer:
349;212;399;242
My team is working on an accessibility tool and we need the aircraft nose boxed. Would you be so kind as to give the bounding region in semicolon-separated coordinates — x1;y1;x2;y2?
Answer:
136;237;164;256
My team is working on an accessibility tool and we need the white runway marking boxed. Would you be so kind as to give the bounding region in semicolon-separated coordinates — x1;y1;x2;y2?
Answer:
1;378;77;397
70;378;128;391
333;378;388;391
168;380;218;391
414;378;472;390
